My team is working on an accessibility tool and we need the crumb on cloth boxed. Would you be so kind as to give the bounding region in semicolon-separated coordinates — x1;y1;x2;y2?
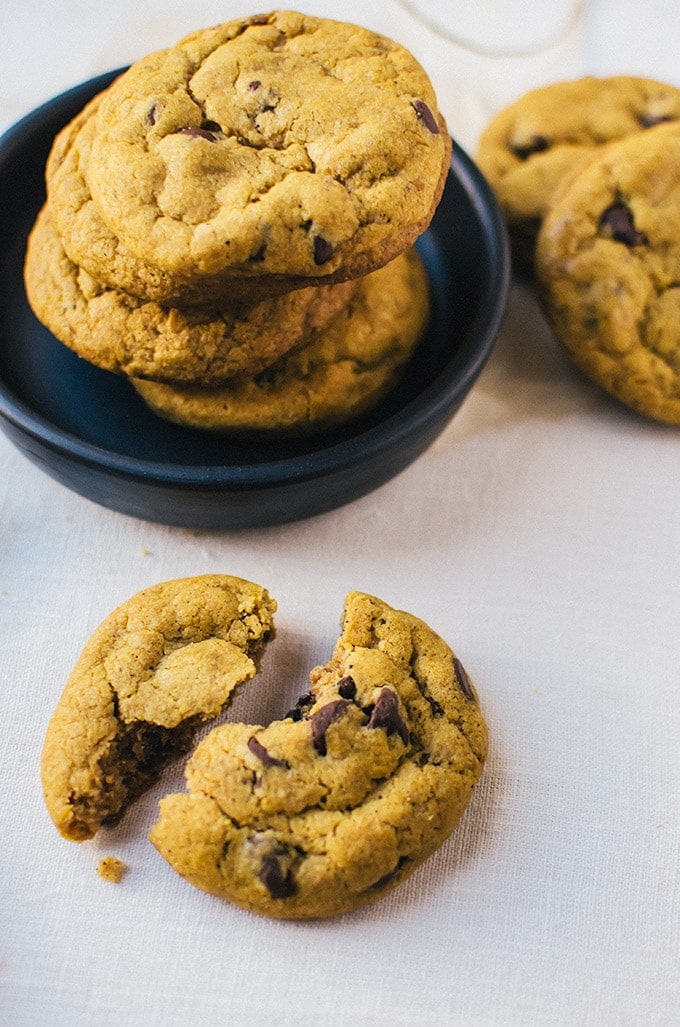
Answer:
97;856;128;883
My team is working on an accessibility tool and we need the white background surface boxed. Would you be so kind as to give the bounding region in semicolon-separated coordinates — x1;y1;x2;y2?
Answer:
1;2;679;1024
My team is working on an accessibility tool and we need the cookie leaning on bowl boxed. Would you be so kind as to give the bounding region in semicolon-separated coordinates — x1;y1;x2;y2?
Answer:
44;91;237;307
535;121;680;424
84;10;451;290
44;89;314;306
131;248;430;433
476;75;680;272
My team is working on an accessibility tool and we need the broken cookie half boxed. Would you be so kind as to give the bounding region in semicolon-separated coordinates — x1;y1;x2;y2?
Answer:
150;590;488;919
41;575;276;841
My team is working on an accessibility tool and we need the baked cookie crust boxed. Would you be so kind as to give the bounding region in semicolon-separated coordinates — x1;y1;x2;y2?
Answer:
85;11;450;283
132;247;429;431
24;205;356;384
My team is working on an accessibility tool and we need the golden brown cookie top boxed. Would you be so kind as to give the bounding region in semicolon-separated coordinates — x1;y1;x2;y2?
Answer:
150;590;487;919
85;11;450;280
45;91;206;306
535;121;680;423
44;90;321;305
132;247;430;431
24;205;356;384
41;575;276;841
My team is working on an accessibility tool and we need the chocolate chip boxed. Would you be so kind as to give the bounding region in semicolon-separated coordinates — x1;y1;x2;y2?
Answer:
248;80;262;91
337;675;357;700
249;242;267;263
285;691;314;722
411;99;440;134
598;202;648;247
258;855;297;899
367;855;410;891
640;112;676;128
247;735;289;769
310;699;350;755
512;134;550;161
453;657;475;701
367;688;409;745
313;235;334;266
423;692;444;717
147;104;157;126
177;126;219;142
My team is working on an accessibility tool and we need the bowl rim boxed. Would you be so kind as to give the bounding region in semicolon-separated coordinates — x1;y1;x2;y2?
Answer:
0;69;510;495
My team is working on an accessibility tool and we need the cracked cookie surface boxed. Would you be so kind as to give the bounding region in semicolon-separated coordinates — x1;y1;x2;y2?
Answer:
41;575;276;841
476;76;680;270
150;590;488;920
131;247;429;430
535;122;680;423
44;91;233;306
24;205;356;384
85;11;450;283
44;90;329;305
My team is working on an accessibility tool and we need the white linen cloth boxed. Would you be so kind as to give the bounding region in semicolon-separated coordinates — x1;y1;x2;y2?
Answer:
1;2;679;1024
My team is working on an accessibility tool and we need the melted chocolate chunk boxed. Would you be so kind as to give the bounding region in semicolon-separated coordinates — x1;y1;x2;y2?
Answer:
453;657;475;701
147;104;157;126
367;688;409;745
177;126;219;142
512;134;550;161
310;699;350;755
247;735;289;769
258;855;297;899
313;235;334;266
599;202;648;247
411;99;440;134
337;675;357;700
248;79;262;91
640;112;676;128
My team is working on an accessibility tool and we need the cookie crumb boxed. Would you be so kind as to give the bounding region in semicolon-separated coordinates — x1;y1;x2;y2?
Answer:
97;856;128;883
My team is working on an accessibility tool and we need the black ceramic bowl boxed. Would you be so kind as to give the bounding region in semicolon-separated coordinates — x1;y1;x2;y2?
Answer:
0;70;510;530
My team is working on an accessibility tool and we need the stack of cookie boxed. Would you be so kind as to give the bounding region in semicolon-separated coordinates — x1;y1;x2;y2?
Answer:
24;11;451;433
476;75;680;424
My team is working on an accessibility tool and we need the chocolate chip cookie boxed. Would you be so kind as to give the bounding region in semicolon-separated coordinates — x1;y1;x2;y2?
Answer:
41;576;276;841
24;205;356;384
476;76;680;270
85;11;450;286
131;247;429;431
535;121;680;423
150;590;488;919
44;89;302;305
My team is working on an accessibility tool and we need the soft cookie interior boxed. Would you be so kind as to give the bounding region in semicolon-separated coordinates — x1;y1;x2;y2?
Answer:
41;575;276;841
